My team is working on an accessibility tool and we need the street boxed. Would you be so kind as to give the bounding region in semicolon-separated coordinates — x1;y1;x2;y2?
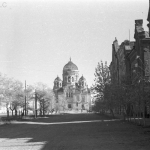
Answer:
0;113;150;150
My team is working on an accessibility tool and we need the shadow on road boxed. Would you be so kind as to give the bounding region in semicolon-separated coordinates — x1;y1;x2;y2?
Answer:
0;113;150;150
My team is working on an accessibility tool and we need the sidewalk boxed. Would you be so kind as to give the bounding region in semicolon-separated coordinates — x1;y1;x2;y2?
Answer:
105;113;150;127
0;115;22;125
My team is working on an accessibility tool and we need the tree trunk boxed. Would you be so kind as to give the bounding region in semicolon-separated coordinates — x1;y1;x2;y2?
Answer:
133;105;136;123
122;106;126;121
43;101;45;116
15;109;17;116
137;100;141;125
40;108;42;116
110;109;114;118
7;108;9;118
143;104;146;126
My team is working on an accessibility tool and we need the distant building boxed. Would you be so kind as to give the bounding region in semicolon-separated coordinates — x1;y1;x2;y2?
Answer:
53;59;91;112
0;101;7;114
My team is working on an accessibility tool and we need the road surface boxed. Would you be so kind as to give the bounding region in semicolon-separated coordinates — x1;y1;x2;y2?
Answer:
0;113;150;150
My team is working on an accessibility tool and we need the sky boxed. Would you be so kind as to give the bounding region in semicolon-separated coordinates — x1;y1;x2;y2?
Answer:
0;0;149;88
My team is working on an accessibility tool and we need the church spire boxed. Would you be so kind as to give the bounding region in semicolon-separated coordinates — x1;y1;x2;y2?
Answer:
70;57;71;62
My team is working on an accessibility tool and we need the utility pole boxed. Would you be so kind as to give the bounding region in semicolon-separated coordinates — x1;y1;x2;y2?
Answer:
129;29;130;41
25;80;26;116
35;90;37;118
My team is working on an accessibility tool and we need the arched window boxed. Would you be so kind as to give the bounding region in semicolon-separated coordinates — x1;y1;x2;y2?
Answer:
60;83;61;87
76;75;78;81
68;104;71;108
72;77;74;82
82;82;84;86
68;76;71;82
55;82;57;87
57;82;59;87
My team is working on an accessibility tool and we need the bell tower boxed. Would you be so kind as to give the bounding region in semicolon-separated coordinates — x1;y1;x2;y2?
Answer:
53;76;62;91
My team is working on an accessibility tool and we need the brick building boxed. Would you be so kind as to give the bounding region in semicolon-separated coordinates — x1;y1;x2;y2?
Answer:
110;38;119;85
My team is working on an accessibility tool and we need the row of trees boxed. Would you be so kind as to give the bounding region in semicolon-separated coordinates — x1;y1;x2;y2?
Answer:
0;73;54;117
92;61;150;124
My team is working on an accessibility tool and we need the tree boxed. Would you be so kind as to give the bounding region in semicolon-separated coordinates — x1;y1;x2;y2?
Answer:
0;73;24;116
34;82;54;116
6;79;24;116
91;61;111;113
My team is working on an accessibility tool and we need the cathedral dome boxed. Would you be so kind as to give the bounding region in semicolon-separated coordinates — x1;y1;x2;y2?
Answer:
54;76;62;82
79;75;86;82
63;59;78;71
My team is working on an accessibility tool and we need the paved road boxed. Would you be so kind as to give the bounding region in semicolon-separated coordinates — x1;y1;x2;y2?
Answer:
0;113;150;150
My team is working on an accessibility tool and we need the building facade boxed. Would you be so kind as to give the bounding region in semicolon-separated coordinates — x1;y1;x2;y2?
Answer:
110;37;119;85
53;59;91;112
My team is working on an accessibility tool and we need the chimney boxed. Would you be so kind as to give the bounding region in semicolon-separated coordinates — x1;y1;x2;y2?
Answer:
134;19;144;39
135;19;143;27
113;37;119;52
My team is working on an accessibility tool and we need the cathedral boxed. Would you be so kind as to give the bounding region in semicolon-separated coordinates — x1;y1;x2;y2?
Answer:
53;58;91;112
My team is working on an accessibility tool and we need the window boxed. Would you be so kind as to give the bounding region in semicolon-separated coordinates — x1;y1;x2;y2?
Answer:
76;75;78;81
68;104;71;108
82;82;84;86
82;96;85;102
72;77;74;82
68;76;71;82
82;104;85;110
60;83;61;87
57;82;59;87
76;102;78;107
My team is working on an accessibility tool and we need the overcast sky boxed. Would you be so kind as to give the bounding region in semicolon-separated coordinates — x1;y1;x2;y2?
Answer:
0;0;149;88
